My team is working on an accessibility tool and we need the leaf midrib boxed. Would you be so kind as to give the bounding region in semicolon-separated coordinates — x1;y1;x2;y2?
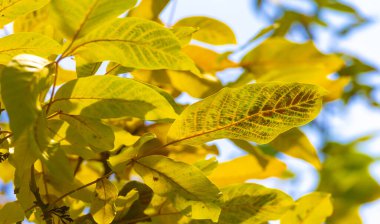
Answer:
170;93;320;145
134;158;212;202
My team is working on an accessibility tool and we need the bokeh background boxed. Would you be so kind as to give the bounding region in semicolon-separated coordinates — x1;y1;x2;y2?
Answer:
1;0;380;223
159;0;380;223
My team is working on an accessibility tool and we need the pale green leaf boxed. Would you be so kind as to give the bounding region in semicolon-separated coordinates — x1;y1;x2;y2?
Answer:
0;32;61;64
134;155;221;221
0;54;50;209
269;128;321;169
0;0;49;26
0;201;25;224
193;157;218;176
167;82;325;146
218;183;293;224
50;0;137;39
175;16;236;45
41;145;74;184
60;114;115;152
281;192;333;224
48;75;179;121
91;178;118;224
65;18;199;74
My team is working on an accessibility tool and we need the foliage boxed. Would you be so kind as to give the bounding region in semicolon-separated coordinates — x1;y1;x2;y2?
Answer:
0;0;377;224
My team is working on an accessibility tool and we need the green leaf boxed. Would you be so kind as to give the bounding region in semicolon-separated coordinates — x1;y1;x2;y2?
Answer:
50;0;137;39
76;62;102;77
48;75;179;121
0;32;61;64
133;155;222;221
41;145;74;184
90;178;119;224
0;0;49;26
64;18;199;74
281;192;333;224
128;0;170;21
174;16;236;45
269;128;321;169
217;183;293;224
60;114;115;152
0;201;25;224
167;82;325;146
0;54;50;209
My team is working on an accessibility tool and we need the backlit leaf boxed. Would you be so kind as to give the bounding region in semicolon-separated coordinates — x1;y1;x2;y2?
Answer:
167;82;325;146
281;192;333;224
0;33;61;64
216;183;293;224
64;18;199;74
183;45;238;73
209;154;286;186
91;178;118;224
175;16;236;45
171;26;199;47
48;75;179;121
0;0;49;26
241;38;345;100
269;128;321;169
128;0;169;21
50;0;137;39
0;201;25;224
60;114;115;152
133;155;221;221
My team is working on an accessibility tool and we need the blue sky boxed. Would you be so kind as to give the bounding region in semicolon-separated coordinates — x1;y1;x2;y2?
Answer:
160;0;380;223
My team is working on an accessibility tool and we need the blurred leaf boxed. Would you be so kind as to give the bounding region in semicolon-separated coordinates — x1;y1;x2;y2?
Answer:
168;82;325;146
0;201;25;224
175;16;236;45
128;0;170;21
209;154;286;186
0;33;61;64
281;192;333;224
171;26;199;47
60;114;115;152
50;0;137;39
0;0;49;26
269;128;321;169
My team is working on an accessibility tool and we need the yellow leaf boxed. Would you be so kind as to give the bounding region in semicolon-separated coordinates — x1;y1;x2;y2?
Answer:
0;201;25;224
175;16;236;45
48;76;180;121
0;0;49;26
133;155;221;221
281;192;333;224
269;128;321;169
218;183;294;224
128;0;170;21
171;26;199;47
0;161;14;183
0;33;61;64
241;38;345;100
167;82;325;146
65;18;199;74
50;0;137;39
209;155;286;186
183;45;238;73
91;179;118;224
13;6;63;42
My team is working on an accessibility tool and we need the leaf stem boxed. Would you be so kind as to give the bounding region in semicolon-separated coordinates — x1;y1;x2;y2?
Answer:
45;62;59;114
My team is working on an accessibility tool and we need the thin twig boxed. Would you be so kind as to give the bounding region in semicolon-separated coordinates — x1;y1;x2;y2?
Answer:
45;62;59;114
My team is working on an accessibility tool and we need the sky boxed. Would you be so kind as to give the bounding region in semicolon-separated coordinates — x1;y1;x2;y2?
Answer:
160;0;380;223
